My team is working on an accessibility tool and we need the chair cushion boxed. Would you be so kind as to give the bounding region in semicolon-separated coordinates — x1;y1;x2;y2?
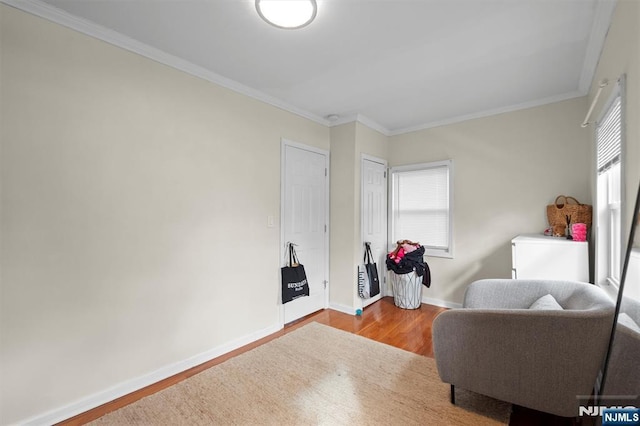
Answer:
529;294;563;310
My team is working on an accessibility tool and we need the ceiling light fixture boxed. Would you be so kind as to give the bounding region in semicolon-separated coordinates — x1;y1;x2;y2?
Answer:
255;0;317;30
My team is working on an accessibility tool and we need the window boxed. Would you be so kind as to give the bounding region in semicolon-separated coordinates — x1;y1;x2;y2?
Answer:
390;160;453;258
596;83;623;286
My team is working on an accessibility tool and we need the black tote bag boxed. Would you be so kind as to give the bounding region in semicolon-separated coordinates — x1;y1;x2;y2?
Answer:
281;243;310;304
364;243;380;298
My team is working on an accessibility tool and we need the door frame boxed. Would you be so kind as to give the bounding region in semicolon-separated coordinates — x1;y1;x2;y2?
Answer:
360;154;388;308
280;138;330;326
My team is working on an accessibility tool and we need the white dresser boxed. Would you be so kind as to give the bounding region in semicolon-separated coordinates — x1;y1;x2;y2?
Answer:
511;234;589;282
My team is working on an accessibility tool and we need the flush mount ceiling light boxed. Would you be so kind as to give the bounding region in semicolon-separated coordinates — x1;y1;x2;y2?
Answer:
256;0;317;30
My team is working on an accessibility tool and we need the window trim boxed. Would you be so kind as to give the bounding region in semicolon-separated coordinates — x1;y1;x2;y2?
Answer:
389;159;454;259
595;75;626;288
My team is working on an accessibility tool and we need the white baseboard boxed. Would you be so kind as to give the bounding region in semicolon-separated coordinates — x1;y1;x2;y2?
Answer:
19;323;282;426
328;296;460;316
328;295;461;317
421;296;462;309
25;295;458;425
328;302;356;315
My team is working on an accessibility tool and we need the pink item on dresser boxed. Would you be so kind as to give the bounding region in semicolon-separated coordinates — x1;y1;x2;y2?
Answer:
571;223;587;242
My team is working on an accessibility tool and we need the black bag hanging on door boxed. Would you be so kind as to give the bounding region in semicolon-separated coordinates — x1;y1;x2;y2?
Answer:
281;243;310;304
364;242;380;297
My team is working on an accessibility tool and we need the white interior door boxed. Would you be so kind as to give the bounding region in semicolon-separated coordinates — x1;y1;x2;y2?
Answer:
361;156;388;308
282;141;329;324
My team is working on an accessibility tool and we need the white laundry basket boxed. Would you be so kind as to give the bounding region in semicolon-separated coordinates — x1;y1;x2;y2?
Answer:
390;271;423;309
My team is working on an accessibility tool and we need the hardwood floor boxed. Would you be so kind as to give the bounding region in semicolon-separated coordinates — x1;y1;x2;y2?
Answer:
295;296;447;358
60;297;575;425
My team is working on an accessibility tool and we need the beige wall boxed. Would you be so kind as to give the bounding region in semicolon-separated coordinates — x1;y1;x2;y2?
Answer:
389;97;590;304
329;122;388;311
588;0;640;246
329;123;358;309
2;1;633;423
0;6;328;424
355;122;388;161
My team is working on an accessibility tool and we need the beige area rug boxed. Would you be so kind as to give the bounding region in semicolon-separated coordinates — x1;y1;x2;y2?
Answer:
92;322;510;425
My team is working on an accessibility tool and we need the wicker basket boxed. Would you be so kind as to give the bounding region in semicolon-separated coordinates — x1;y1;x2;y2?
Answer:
390;271;423;309
546;195;592;237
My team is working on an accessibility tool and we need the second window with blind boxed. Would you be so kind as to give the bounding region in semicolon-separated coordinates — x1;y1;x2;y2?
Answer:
596;77;624;287
390;160;453;258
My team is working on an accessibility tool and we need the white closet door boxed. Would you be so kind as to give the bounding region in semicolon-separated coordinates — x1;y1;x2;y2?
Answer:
282;141;329;323
361;156;388;306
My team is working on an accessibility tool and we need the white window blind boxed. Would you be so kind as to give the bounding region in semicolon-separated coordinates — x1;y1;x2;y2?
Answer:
390;160;453;257
595;78;624;287
596;95;621;174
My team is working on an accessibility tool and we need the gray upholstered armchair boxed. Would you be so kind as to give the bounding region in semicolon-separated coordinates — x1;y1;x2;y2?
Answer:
432;279;615;418
600;296;640;407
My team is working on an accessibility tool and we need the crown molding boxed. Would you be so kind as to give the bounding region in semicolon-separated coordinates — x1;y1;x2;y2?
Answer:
319;88;586;138
0;0;331;127
578;0;617;93
389;91;586;136
353;114;391;136
2;0;611;138
329;114;391;136
327;114;358;128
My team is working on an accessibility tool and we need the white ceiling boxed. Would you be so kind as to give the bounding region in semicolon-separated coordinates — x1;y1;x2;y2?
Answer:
10;0;615;135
